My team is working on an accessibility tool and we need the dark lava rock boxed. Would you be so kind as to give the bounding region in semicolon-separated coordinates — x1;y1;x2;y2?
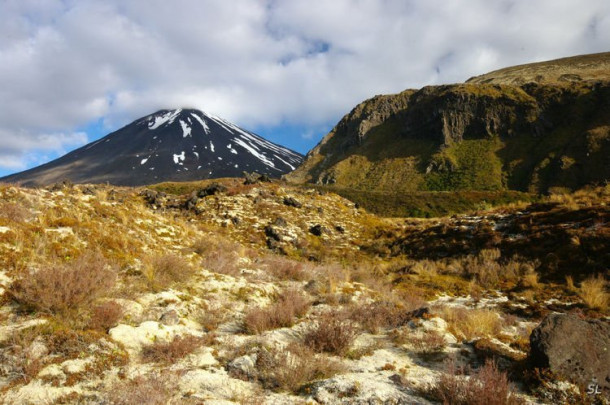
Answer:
264;225;281;241
199;183;227;197
529;313;610;393
309;224;327;236
283;196;302;208
335;225;345;234
243;171;272;185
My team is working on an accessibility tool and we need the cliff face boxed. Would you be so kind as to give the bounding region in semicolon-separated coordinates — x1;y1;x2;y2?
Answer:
286;53;610;194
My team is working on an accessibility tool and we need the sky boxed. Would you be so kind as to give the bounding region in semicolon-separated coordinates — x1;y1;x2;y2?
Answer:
1;0;609;177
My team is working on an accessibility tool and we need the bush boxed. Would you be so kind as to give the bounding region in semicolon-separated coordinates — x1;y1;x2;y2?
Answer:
254;342;344;393
8;251;116;317
304;311;359;356
430;359;524;405
349;301;415;333
104;372;175;405
243;289;310;334
141;334;203;363
143;253;195;291
88;301;124;331
578;275;608;311
261;255;309;281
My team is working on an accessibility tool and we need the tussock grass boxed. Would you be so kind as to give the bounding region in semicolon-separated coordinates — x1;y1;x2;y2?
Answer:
578;275;608;311
437;307;502;341
142;253;195;292
253;342;344;393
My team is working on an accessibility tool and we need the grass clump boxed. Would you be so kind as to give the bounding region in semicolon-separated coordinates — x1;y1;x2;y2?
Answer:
253;342;344;393
243;289;310;334
142;253;195;292
578;275;608;311
104;372;176;405
438;307;502;341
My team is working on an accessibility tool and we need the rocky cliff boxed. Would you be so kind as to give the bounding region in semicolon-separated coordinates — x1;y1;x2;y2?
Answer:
286;53;610;194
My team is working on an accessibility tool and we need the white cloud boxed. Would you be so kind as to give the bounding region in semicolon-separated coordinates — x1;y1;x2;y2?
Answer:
0;0;609;171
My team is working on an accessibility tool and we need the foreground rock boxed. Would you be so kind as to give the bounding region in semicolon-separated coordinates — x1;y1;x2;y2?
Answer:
529;313;610;394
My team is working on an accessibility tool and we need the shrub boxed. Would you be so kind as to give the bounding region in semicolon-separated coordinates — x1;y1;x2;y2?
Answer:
578;275;608;311
438;307;502;341
8;251;116;317
304;311;359;356
88;301;124;331
243;289;310;334
254;342;344;393
349;301;415;334
429;359;524;405
141;334;203;363
261;255;309;281
104;372;175;405
143;253;195;291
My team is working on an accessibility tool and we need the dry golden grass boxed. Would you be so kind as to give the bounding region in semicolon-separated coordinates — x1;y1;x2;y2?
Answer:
578;275;608;311
437;307;502;341
142;253;196;292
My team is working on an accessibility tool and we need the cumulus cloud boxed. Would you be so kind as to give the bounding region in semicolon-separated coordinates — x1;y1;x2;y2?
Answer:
0;0;609;172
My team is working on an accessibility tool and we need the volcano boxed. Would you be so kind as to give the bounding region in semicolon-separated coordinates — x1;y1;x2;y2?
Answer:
1;109;304;186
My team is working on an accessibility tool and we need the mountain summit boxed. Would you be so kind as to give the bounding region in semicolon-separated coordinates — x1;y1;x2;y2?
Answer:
1;109;304;186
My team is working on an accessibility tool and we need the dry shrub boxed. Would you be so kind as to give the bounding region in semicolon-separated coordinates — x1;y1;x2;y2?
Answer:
429;359;524;405
304;311;359;356
438;307;502;341
0;201;30;223
88;301;124;331
244;289;310;334
143;253;195;292
105;372;176;405
349;301;416;334
8;251;116;317
254;342;344;393
200;243;241;277
261;255;309;281
141;334;203;363
578;275;608;311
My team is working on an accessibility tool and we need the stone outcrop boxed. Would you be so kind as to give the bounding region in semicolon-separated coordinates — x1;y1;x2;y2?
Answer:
529;313;610;393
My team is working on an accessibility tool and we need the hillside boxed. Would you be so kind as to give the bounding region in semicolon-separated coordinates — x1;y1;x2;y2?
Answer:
286;53;610;197
0;109;303;187
0;178;608;403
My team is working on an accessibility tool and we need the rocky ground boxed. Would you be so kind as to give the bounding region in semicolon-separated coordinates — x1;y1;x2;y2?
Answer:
0;179;608;404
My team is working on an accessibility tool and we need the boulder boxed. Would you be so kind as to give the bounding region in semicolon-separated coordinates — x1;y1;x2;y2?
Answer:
283;196;302;208
529;313;610;393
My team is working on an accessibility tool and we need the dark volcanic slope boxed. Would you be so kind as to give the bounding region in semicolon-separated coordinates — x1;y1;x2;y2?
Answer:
1;109;304;186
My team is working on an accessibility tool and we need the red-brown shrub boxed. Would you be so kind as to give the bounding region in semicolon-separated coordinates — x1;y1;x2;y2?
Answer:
304;311;359;356
8;251;116;317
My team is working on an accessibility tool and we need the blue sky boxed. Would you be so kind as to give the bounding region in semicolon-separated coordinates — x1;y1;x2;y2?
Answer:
1;0;609;178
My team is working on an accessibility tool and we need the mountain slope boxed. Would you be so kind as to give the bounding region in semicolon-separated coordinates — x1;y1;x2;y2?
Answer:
286;53;610;194
1;109;303;186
